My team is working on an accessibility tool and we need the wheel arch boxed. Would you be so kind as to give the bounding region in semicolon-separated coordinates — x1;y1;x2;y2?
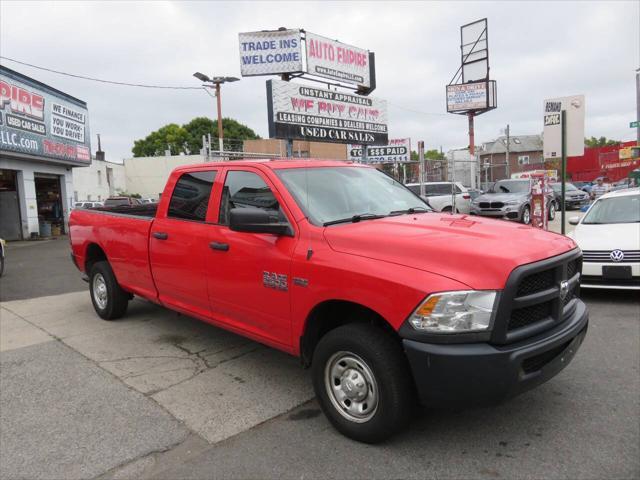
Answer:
84;242;108;274
299;299;400;368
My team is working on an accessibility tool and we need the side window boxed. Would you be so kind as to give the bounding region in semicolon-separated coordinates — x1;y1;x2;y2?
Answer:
219;170;282;225
168;171;216;222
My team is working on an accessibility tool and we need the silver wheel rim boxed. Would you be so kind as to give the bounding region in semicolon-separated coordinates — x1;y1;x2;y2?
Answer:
324;351;378;423
92;273;108;310
549;203;555;219
523;208;530;224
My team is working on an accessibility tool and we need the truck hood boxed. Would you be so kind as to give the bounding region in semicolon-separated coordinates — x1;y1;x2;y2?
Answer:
323;213;576;290
474;192;528;203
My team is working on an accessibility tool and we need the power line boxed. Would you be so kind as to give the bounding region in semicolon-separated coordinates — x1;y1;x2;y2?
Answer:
387;102;448;117
0;56;204;90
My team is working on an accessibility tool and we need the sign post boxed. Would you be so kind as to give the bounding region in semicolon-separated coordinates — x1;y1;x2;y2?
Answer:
418;141;425;197
561;110;567;234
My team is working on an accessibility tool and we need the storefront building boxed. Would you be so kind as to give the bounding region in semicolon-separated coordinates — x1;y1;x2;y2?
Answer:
0;66;91;240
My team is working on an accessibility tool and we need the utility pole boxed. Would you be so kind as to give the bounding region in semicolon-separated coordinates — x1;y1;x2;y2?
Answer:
418;141;425;197
505;124;510;178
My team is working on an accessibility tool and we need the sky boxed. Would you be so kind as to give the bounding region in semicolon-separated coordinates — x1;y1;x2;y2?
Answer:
1;0;638;162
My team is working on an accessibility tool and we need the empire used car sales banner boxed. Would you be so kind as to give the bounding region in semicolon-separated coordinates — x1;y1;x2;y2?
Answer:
348;138;411;163
266;79;387;145
0;67;91;166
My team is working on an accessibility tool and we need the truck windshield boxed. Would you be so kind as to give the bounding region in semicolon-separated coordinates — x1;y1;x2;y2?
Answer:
582;194;640;224
276;166;429;226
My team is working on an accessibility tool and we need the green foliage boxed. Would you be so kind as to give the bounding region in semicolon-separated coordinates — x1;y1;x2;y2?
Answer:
410;149;445;161
115;190;142;199
584;136;621;148
132;117;261;157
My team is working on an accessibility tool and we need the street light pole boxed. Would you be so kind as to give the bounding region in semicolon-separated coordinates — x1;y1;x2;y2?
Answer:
193;72;239;155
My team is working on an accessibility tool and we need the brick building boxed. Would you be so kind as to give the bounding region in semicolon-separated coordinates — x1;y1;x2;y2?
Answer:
479;134;543;183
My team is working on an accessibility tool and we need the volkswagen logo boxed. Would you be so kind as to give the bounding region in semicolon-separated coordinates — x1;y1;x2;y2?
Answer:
559;280;570;301
610;250;625;262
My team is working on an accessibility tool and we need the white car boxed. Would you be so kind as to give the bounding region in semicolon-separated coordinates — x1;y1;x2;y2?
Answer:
569;188;640;290
74;201;103;209
405;182;471;213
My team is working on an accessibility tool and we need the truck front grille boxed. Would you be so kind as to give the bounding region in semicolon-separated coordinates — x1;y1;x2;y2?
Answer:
522;340;572;374
492;249;583;344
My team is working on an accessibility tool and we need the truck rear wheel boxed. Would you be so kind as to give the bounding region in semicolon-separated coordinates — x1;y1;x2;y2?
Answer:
311;323;415;443
89;261;129;320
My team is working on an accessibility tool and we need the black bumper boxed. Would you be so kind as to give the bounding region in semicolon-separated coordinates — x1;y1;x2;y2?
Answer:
403;300;588;407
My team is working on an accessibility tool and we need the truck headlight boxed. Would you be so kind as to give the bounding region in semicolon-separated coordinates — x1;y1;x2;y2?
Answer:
409;291;497;333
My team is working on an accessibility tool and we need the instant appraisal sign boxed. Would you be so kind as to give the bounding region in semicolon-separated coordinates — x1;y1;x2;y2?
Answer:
305;32;372;88
266;79;387;144
0;66;90;165
348;139;411;163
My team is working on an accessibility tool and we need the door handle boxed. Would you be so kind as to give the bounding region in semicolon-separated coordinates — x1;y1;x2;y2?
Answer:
209;242;229;251
153;232;168;240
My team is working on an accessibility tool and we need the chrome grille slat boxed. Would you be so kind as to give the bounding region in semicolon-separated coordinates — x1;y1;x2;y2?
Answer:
582;250;640;263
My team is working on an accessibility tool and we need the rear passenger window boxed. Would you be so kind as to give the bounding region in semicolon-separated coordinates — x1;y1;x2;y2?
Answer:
219;170;282;225
168;171;216;221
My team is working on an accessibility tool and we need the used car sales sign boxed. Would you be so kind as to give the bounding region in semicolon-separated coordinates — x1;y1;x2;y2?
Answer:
266;79;388;145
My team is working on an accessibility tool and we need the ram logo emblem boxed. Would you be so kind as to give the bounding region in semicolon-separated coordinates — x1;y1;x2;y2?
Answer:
263;271;288;291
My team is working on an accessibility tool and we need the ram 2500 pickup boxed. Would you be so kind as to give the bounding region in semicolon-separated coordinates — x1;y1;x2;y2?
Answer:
70;160;588;443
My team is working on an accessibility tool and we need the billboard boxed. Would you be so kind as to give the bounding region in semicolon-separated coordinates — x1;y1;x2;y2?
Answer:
543;95;585;159
0;66;90;166
266;79;387;145
305;32;372;89
239;30;303;76
446;81;496;112
348;138;411;163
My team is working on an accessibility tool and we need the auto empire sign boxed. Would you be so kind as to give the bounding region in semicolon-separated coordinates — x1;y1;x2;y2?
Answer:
305;32;372;89
348;138;411;163
266;79;388;144
0;68;90;165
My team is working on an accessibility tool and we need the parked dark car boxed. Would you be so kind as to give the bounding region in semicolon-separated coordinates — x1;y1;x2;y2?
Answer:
550;182;590;210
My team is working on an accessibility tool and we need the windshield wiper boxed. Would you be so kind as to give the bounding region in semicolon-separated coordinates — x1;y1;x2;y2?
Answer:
389;206;430;215
323;213;387;226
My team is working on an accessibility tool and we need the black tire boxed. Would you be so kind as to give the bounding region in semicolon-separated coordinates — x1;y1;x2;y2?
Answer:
441;206;452;213
0;255;4;277
89;261;129;320
548;201;556;221
521;205;531;224
311;323;415;443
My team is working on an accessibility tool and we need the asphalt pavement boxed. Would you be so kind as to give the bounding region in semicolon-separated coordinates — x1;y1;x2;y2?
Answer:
0;231;638;480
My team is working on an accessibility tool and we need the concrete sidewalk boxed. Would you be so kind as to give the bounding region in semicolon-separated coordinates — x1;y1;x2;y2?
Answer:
1;292;314;479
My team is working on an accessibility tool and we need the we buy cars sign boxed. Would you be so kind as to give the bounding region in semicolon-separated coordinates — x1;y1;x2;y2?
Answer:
266;79;387;145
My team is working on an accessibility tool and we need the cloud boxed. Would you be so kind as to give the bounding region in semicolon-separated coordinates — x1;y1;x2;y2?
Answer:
1;0;637;161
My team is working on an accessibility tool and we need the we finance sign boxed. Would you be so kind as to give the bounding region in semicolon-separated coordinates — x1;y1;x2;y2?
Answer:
239;30;303;76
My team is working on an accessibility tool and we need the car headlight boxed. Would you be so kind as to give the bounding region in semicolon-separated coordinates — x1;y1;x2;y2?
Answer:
409;290;497;333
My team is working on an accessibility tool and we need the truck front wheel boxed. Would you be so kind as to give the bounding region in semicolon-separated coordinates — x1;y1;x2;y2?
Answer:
311;323;415;443
89;261;129;320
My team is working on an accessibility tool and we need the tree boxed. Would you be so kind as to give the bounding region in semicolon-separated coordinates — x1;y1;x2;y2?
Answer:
183;117;261;153
132;124;190;157
410;149;445;161
585;136;621;148
132;117;261;157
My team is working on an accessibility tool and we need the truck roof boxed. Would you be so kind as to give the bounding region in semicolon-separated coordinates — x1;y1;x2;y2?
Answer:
173;159;366;172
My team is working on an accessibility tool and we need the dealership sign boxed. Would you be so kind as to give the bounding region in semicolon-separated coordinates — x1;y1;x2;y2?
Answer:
0;66;91;165
305;32;372;88
266;79;387;144
543;95;585;159
239;29;303;76
446;81;497;112
348;138;411;163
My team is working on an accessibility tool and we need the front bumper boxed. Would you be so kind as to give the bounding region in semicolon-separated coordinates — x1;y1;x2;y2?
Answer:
470;205;522;221
402;300;589;407
581;262;640;290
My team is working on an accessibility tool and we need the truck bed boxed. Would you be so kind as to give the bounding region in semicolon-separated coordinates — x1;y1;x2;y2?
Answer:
92;203;158;218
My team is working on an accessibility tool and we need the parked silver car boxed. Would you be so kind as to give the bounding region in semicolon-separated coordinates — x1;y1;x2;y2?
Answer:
404;182;471;213
470;179;556;224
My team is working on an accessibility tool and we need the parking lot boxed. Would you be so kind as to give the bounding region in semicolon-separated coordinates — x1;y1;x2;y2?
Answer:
1;235;638;479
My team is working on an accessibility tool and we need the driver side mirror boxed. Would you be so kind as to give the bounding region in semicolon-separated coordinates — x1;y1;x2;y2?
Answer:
568;216;580;225
229;207;292;236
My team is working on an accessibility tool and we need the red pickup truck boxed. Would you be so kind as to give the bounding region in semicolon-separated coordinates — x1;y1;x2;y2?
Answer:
70;160;588;443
